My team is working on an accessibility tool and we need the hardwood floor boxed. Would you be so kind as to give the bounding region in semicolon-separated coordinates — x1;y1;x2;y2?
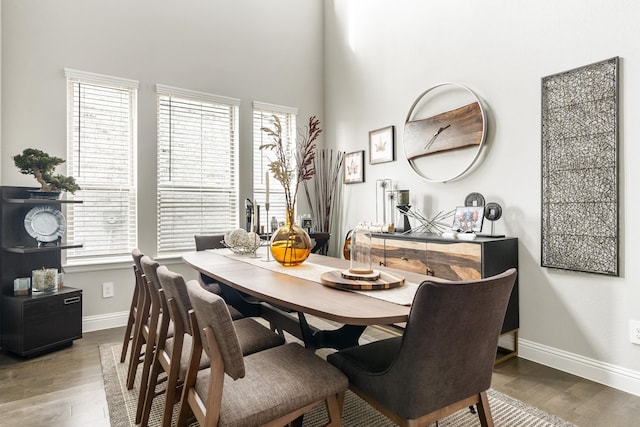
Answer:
1;326;639;426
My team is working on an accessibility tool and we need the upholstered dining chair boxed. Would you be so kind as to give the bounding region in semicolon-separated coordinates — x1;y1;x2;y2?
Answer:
120;249;144;363
328;268;517;427
193;234;226;294
178;279;348;427
135;256;173;424
125;249;152;390
139;265;286;427
194;234;259;319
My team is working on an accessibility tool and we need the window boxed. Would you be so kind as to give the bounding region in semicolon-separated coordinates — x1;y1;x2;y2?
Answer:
157;85;240;254
253;102;297;231
65;69;138;263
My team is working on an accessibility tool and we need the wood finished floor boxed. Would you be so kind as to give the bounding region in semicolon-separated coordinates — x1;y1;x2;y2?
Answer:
1;326;639;427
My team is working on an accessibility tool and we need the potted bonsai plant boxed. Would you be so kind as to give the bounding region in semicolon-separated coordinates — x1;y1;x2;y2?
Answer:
13;148;81;198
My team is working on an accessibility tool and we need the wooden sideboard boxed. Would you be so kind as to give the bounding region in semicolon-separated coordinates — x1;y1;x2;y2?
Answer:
370;232;519;362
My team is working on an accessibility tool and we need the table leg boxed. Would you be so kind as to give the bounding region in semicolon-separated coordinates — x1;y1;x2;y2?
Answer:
298;312;366;350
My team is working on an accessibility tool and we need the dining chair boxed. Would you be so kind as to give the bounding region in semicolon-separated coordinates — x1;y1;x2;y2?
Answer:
135;256;174;424
178;279;348;427
120;249;144;363
125;249;151;390
327;268;518;427
194;234;259;319
139;265;286;427
193;234;226;294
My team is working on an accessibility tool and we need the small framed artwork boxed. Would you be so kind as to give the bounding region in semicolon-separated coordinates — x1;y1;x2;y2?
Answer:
344;150;365;184
451;206;485;233
369;125;395;164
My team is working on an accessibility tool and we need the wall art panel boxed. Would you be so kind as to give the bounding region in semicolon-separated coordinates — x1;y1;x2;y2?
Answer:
541;57;619;276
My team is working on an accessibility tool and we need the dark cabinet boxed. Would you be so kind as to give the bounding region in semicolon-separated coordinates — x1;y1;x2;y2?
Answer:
371;232;519;362
2;287;82;356
1;186;83;357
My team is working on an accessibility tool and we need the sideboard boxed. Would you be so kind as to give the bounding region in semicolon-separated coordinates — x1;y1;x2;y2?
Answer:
370;232;519;362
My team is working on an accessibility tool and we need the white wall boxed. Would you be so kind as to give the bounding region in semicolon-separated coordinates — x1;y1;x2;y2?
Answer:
1;0;324;321
323;0;640;395
3;0;640;397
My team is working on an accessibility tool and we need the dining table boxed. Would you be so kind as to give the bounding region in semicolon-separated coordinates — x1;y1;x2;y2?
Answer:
182;248;434;350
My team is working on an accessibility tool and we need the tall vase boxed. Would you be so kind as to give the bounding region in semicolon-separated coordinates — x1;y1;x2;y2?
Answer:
270;208;312;266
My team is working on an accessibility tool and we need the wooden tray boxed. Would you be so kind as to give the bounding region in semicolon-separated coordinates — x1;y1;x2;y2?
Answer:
320;270;405;290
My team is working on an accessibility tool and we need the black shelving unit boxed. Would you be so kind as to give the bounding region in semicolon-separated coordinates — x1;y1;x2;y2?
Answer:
1;186;83;357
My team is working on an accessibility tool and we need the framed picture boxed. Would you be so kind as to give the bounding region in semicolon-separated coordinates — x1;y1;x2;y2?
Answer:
369;125;395;164
344;150;364;184
451;206;485;233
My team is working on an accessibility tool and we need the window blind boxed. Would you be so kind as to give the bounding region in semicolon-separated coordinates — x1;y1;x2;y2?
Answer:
157;86;239;254
65;69;138;263
252;102;297;230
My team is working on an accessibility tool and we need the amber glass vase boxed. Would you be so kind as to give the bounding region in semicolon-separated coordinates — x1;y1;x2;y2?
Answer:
270;209;312;266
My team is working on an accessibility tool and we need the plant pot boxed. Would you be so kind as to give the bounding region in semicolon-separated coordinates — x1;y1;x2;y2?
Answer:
28;190;61;200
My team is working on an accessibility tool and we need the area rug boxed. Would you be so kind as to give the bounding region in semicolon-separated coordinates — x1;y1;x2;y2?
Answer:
100;342;576;427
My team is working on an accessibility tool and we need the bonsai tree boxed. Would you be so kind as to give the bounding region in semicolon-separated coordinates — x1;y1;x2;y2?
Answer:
13;148;81;194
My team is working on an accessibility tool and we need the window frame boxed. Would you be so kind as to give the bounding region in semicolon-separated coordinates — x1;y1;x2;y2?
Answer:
156;84;240;255
252;101;298;232
64;68;138;266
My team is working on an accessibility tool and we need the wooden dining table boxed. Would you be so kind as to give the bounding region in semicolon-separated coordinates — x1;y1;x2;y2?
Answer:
182;250;431;350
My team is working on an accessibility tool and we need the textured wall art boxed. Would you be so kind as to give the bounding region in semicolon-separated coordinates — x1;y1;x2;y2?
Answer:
541;57;619;275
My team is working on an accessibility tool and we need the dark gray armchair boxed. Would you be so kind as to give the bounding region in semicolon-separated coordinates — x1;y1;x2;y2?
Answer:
194;234;257;319
328;268;517;427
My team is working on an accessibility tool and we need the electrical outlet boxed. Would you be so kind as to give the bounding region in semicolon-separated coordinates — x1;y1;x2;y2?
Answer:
102;281;114;298
629;320;640;345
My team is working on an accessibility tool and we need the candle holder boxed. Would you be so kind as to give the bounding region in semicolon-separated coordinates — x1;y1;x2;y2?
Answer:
263;203;272;262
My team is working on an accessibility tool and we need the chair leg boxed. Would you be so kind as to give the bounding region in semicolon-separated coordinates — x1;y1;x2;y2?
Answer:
136;340;156;424
325;391;345;427
176;389;196;427
140;351;164;427
161;362;182;427
476;391;494;427
126;326;146;390
120;309;136;363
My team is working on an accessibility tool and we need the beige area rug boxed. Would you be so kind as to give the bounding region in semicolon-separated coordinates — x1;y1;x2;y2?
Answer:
100;340;576;427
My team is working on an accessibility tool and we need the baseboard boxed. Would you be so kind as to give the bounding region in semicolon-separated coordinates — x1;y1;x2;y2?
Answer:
83;311;129;333
519;338;640;397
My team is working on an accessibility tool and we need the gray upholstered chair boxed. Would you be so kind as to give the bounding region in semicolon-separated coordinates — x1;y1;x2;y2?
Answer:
193;234;226;294
125;249;151;390
327;268;517;427
178;279;348;427
194;234;259;319
135;256;173;424
120;249;144;363
139;266;285;427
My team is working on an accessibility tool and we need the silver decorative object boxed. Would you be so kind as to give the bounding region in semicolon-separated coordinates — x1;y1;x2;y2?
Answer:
396;206;455;235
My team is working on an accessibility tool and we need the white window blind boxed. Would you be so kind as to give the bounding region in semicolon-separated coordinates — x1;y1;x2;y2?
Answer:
253;102;297;231
65;69;138;263
157;85;240;254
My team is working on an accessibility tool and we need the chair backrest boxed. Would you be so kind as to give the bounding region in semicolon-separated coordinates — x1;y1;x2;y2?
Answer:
131;248;146;304
132;248;144;272
387;268;517;417
185;279;245;379
140;255;161;292
194;234;225;251
157;265;193;335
